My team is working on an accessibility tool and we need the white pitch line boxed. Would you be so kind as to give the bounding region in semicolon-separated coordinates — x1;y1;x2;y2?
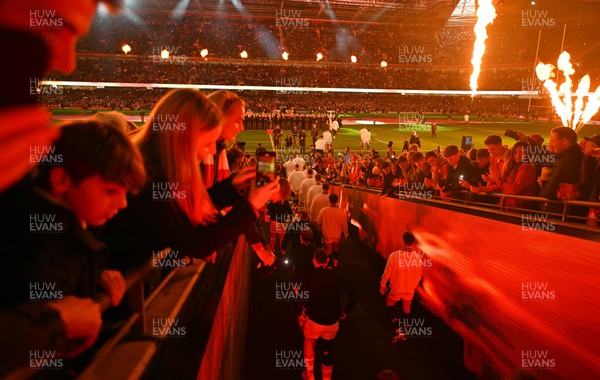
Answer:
268;135;275;151
374;138;393;145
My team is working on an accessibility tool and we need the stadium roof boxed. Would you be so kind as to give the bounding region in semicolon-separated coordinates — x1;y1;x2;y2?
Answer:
128;0;460;24
121;1;600;28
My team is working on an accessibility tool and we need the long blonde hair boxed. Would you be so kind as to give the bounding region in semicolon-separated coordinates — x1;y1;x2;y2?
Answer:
207;90;246;115
133;89;223;225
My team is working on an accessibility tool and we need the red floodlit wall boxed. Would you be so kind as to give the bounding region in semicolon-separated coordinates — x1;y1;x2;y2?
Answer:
337;186;600;379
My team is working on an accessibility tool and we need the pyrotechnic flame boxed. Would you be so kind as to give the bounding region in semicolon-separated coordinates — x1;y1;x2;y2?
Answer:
536;62;569;126
573;75;590;127
557;52;575;126
536;51;600;132
469;0;497;97
535;63;554;82
582;86;600;125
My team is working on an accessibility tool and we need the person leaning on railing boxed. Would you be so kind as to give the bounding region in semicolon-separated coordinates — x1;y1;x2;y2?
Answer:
463;141;536;208
497;141;537;208
439;145;479;199
207;90;276;266
539;127;584;213
352;167;369;187
423;150;448;192
1;121;147;376
412;152;432;184
0;0;129;376
102;89;280;273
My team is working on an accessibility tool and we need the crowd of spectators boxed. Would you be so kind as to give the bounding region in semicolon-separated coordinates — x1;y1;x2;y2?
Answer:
49;11;600;115
276;127;600;225
4;1;600;379
76;11;600;69
53;56;550;91
40;87;550;118
78;14;470;63
42;88;166;111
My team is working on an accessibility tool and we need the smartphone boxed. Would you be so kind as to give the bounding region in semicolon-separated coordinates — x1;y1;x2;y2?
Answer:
256;151;277;187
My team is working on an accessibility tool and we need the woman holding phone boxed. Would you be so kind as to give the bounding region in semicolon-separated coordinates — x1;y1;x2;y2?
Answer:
468;141;536;208
103;89;279;271
202;90;246;187
498;141;537;208
207;90;277;265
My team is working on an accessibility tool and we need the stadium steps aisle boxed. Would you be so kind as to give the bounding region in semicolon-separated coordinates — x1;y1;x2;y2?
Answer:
244;237;477;380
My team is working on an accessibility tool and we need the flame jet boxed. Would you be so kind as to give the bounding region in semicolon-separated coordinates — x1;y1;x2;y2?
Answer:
469;0;497;97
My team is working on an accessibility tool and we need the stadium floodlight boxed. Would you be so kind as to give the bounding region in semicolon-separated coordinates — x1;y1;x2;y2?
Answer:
380;60;387;68
316;53;323;61
282;51;289;61
351;55;357;63
121;44;131;54
160;49;169;59
240;50;248;59
200;49;208;58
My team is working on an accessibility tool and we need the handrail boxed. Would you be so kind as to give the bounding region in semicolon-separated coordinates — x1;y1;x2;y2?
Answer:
92;247;173;313
197;238;252;380
334;184;600;380
336;182;600;230
81;237;248;379
91;261;152;313
82;248;201;377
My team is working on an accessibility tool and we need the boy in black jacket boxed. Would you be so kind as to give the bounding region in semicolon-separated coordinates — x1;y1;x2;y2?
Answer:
1;121;146;312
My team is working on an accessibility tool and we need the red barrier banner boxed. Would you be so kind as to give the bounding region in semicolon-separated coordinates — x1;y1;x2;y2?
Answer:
339;186;600;379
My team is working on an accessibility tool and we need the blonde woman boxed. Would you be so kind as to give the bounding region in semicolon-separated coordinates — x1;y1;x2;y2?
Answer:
208;90;277;265
203;90;246;187
103;89;279;271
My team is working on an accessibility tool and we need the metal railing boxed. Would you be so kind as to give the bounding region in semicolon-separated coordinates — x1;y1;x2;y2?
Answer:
337;182;600;232
79;248;205;378
79;238;253;379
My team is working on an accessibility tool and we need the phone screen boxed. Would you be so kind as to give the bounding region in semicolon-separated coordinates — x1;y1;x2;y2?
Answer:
256;152;276;187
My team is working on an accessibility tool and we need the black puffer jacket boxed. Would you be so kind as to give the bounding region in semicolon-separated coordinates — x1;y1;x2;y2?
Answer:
539;144;583;200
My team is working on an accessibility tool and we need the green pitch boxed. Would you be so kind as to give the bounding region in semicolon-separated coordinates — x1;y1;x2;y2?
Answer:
49;109;600;154
237;116;600;154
